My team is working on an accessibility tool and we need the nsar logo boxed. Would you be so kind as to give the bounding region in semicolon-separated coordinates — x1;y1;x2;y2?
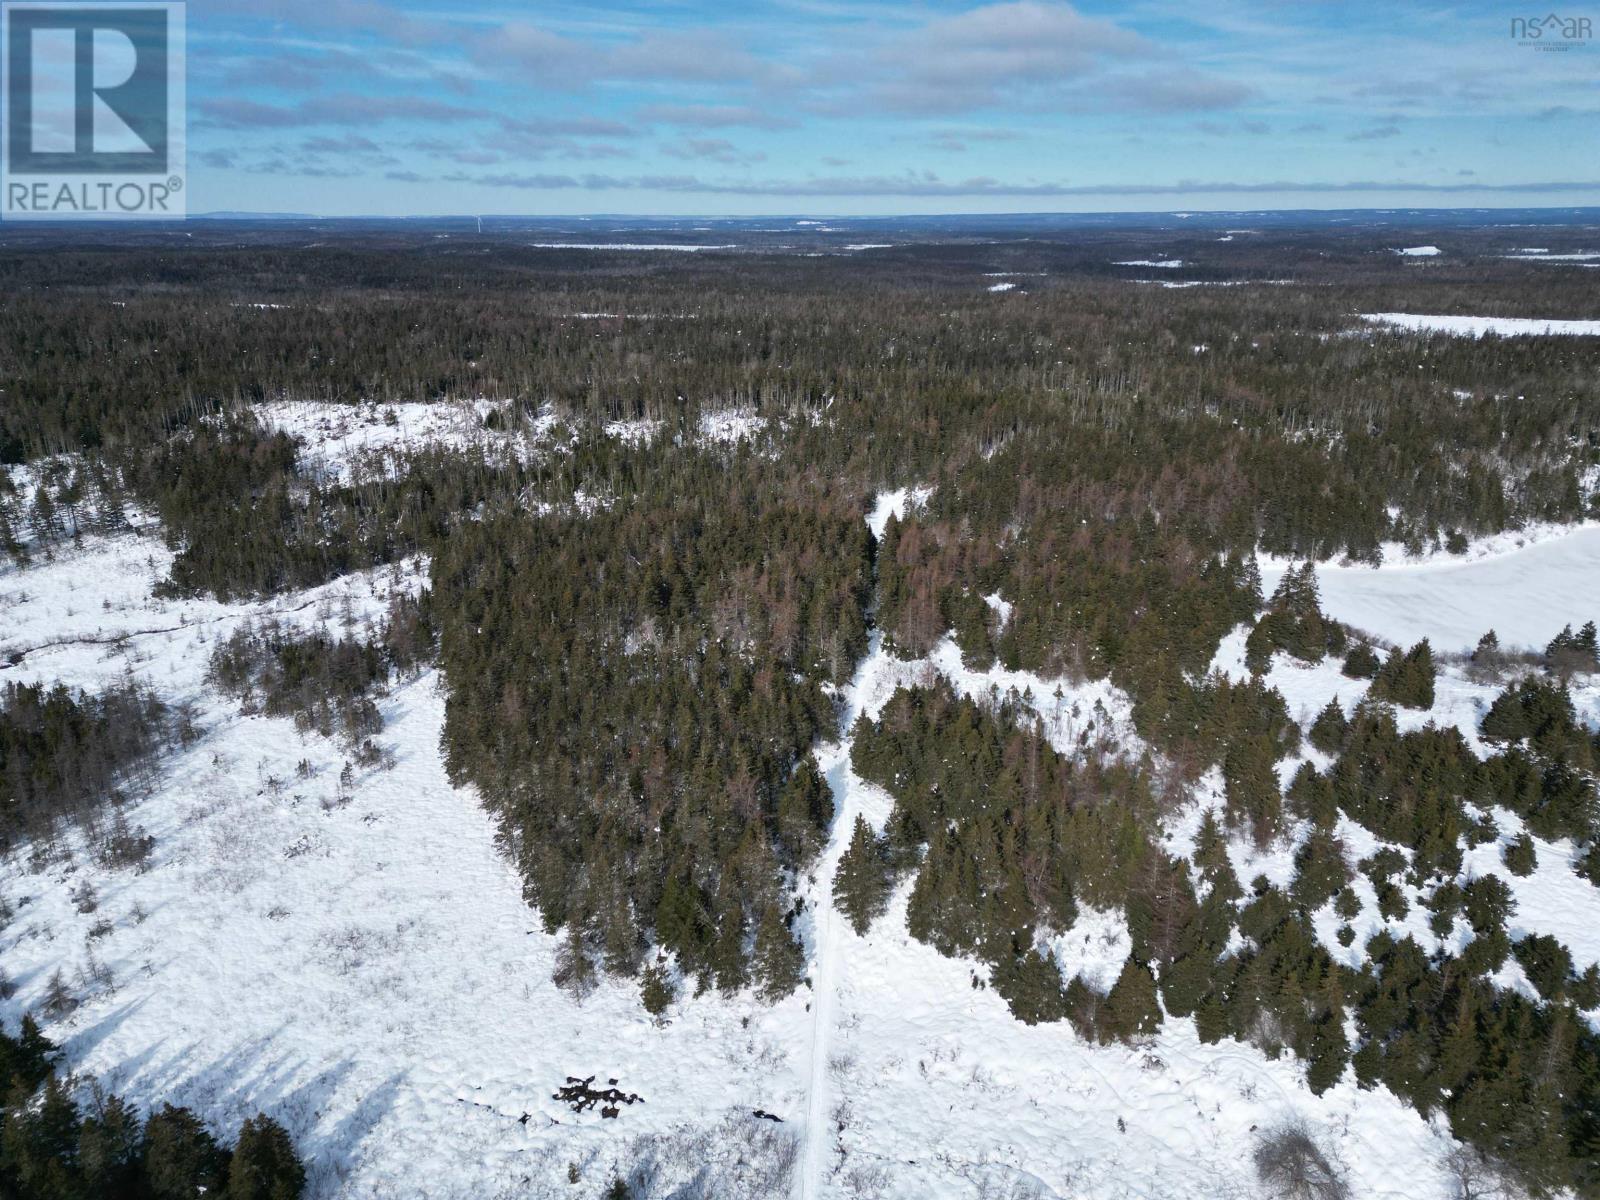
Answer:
1510;11;1593;49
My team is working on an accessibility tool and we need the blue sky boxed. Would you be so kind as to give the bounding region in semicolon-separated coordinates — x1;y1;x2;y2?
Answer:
189;0;1600;215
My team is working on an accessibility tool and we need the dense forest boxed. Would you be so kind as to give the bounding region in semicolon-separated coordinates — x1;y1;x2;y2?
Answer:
2;224;1599;1195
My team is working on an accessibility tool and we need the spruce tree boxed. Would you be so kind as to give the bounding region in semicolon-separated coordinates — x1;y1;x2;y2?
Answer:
1305;1017;1348;1096
228;1115;304;1200
776;758;833;865
1290;828;1349;913
1370;640;1435;710
1307;698;1348;756
752;904;805;1002
1194;992;1229;1044
78;1091;145;1196
1100;957;1162;1043
1223;736;1283;849
710;886;749;995
1341;644;1381;679
639;959;675;1018
144;1105;232;1200
833;816;891;936
992;948;1068;1025
1503;832;1536;877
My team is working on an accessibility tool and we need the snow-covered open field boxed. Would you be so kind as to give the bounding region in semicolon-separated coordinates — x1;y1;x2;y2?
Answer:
1360;313;1600;337
1262;524;1600;651
3;412;1598;1198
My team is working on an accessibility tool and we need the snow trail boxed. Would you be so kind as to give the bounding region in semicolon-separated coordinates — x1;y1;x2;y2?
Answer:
799;487;911;1199
797;629;883;1199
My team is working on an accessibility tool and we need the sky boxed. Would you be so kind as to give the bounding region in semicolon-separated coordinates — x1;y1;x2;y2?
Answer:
186;0;1600;215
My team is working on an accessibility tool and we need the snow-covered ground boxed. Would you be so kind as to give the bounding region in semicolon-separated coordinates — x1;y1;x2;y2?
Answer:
4;449;1597;1197
1392;246;1440;257
1261;524;1600;651
1359;313;1600;337
1132;279;1293;288
1;534;808;1200
255;400;557;481
602;417;663;447
698;407;766;445
1207;623;1600;991
1502;251;1600;262
527;242;738;252
1114;259;1184;268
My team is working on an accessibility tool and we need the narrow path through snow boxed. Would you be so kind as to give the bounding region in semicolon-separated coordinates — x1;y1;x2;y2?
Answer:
797;629;884;1200
798;487;913;1200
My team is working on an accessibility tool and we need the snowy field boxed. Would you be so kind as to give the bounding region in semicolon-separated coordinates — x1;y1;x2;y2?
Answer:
1261;524;1600;651
1360;313;1600;337
2;418;1598;1198
255;399;556;481
527;242;738;252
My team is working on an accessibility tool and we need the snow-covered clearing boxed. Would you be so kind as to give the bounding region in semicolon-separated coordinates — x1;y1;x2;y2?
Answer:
1132;279;1292;288
866;486;933;538
255;400;552;482
1;533;808;1200
527;242;738;252
4;462;1597;1197
697;407;766;445
1502;251;1600;262
602;417;663;447
1260;524;1600;651
987;281;1017;292
1359;312;1600;337
1393;246;1440;257
1114;259;1184;268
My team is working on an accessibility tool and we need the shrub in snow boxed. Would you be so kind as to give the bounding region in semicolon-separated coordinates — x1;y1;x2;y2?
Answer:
1253;1124;1349;1200
1502;832;1536;877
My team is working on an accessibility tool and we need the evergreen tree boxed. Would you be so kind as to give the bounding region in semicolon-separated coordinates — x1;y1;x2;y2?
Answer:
776;759;833;865
1307;699;1348;756
710;884;749;996
752;904;805;1002
0;1016;56;1093
1100;957;1162;1043
992;948;1068;1025
1470;629;1503;669
1502;832;1536;877
78;1090;145;1196
1;1074;81;1198
1546;621;1600;676
833;817;891;936
1304;1017;1348;1096
639;960;675;1019
1290;828;1350;913
228;1115;304;1200
1341;643;1381;680
1223;736;1283;848
144;1105;232;1200
1370;640;1435;710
